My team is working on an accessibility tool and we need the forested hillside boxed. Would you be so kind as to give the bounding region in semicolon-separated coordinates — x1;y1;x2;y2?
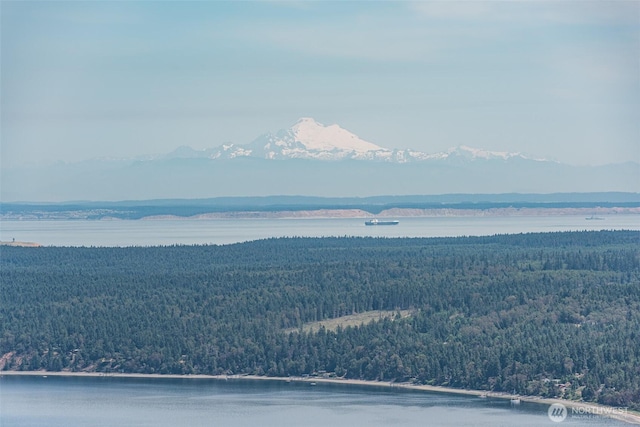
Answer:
1;231;639;409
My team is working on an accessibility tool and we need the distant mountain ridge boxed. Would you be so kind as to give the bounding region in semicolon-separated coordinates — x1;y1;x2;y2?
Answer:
163;118;541;163
2;118;638;202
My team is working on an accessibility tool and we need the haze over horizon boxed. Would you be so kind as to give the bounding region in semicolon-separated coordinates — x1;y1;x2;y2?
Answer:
2;1;639;170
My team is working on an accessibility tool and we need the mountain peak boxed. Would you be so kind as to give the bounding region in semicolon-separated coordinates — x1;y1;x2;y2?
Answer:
444;145;547;162
283;118;384;154
293;117;320;126
169;118;537;163
451;145;521;160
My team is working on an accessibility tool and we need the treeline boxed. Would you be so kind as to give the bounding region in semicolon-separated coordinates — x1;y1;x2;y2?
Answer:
3;193;640;219
1;231;639;409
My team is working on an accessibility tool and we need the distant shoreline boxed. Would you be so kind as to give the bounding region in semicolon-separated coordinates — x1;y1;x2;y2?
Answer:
2;206;639;221
2;371;639;424
0;241;41;247
150;207;640;220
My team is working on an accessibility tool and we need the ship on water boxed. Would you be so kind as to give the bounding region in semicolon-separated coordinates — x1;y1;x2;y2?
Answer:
365;219;399;226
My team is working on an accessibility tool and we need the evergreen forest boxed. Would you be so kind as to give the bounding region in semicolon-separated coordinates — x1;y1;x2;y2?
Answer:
1;230;639;409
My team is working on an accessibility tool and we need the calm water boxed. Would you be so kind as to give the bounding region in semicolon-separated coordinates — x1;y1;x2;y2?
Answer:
0;376;628;427
1;215;638;247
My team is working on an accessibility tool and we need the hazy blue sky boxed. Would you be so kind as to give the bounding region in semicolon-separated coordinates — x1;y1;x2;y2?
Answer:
2;1;639;168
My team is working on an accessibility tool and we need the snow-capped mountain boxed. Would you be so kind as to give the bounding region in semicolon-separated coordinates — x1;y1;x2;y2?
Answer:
427;145;541;162
165;118;536;163
216;117;394;161
3;117;637;201
258;117;384;157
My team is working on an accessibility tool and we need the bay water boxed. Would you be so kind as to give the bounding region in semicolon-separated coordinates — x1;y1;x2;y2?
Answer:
0;376;629;426
1;215;638;247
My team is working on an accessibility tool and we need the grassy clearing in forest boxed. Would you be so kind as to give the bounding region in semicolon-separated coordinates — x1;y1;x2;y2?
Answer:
285;309;413;334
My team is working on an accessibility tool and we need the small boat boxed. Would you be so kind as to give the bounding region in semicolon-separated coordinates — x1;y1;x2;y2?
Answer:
365;219;399;226
585;215;604;220
510;389;520;405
